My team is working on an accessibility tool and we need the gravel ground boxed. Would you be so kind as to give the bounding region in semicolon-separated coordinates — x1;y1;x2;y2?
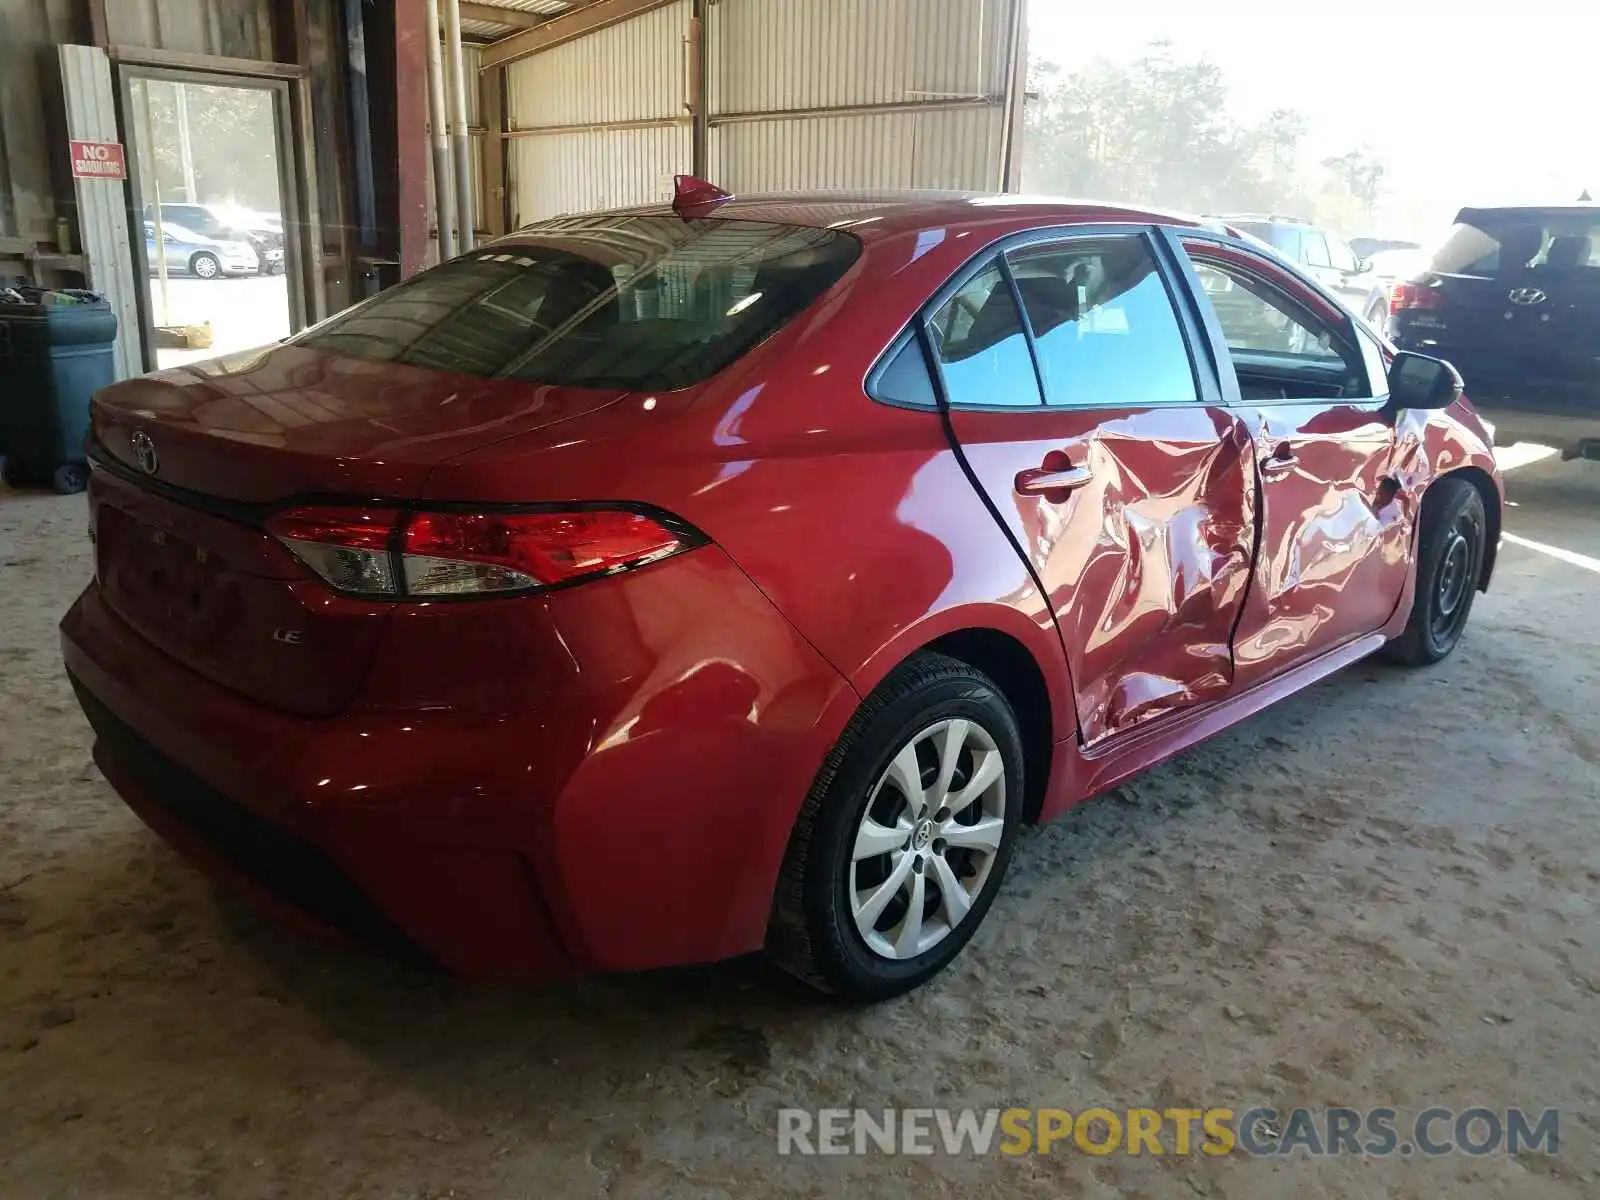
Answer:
1;450;1596;1199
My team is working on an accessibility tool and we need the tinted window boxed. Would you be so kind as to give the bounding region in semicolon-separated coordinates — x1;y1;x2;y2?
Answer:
872;335;937;407
927;264;1041;407
297;215;860;390
1302;231;1331;268
1427;211;1600;276
1006;237;1198;408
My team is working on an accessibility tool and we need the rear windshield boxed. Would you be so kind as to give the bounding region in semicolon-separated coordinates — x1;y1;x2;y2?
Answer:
1427;211;1600;276
296;215;861;390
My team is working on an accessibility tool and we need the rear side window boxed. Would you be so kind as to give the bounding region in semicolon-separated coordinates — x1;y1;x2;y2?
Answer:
296;215;860;390
1005;237;1198;408
1428;211;1600;276
927;264;1042;407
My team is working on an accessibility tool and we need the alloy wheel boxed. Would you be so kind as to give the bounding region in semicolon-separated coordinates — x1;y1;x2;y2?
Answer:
848;718;1006;960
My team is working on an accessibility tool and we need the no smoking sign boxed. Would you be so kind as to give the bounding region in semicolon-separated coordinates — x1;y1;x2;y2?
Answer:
70;140;127;181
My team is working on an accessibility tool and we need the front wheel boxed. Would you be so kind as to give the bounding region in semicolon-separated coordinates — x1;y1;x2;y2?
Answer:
767;652;1024;1001
1384;476;1487;665
190;252;221;280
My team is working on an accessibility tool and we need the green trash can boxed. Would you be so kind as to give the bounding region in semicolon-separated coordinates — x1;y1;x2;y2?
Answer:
0;289;119;495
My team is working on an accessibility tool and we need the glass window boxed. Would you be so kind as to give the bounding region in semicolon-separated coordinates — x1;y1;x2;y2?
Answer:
1189;256;1370;399
927;263;1042;408
296;215;861;390
1265;225;1303;261
1005;237;1198;408
1301;231;1331;268
1426;211;1600;276
872;335;937;407
1326;235;1359;273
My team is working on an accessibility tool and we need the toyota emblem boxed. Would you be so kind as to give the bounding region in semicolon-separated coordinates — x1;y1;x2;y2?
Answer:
130;430;158;475
1507;287;1547;307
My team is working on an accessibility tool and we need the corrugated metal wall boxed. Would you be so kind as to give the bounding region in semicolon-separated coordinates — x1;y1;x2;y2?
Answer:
504;0;690;223
709;0;1008;114
501;0;1020;221
708;0;1017;195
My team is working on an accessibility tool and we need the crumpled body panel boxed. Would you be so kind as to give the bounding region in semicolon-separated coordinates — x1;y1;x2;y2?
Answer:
1231;402;1412;685
946;403;1255;745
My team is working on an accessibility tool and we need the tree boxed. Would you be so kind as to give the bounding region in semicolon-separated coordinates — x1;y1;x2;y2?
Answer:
1022;44;1383;230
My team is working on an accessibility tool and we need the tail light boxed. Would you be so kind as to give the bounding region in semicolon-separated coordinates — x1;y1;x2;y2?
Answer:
265;505;701;598
1390;280;1447;314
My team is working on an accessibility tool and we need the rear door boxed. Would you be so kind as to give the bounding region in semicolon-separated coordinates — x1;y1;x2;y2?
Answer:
925;228;1257;746
1175;233;1407;687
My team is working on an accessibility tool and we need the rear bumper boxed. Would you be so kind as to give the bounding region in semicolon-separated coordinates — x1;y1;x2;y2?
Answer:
63;587;573;979
61;545;857;980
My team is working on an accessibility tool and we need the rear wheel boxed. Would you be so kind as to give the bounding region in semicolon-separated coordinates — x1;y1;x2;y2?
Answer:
51;463;87;495
767;652;1023;1001
1384;476;1487;665
190;252;221;280
1365;298;1388;333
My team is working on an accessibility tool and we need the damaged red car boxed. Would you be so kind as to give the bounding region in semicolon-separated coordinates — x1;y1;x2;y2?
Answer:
62;184;1502;1000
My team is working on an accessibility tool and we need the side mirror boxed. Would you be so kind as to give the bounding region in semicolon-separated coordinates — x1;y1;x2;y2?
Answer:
1355;257;1372;274
1387;351;1463;412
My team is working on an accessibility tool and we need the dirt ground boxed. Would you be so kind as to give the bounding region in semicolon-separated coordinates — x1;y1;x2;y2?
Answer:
2;450;1596;1199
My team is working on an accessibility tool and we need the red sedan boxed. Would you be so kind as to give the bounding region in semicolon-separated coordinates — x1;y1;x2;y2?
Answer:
62;183;1502;999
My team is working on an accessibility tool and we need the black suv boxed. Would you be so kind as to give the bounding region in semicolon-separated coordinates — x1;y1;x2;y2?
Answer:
1212;214;1390;330
1390;206;1599;458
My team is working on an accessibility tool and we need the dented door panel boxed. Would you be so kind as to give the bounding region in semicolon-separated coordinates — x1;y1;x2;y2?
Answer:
946;403;1256;745
1231;402;1410;684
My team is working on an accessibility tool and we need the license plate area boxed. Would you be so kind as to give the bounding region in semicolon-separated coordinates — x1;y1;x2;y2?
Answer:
99;506;243;650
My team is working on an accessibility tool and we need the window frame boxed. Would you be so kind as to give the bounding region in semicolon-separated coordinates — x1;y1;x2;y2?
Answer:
1169;228;1380;407
866;223;1224;414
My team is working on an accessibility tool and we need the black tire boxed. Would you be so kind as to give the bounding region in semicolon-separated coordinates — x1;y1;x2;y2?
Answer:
766;651;1024;1001
190;251;221;280
51;462;87;495
1383;476;1487;666
0;458;26;489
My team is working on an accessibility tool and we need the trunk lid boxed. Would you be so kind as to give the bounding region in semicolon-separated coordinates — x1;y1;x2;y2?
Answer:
88;343;628;716
92;343;628;502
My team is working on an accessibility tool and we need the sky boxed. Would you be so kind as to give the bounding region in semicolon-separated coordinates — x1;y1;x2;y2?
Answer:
1025;0;1600;240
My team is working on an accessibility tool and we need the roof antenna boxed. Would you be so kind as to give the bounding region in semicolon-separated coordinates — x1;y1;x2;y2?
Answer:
673;174;734;222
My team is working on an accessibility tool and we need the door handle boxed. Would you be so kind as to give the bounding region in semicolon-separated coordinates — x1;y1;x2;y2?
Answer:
1015;465;1093;495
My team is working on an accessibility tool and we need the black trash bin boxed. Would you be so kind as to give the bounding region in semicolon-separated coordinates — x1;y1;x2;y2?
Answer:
0;289;118;494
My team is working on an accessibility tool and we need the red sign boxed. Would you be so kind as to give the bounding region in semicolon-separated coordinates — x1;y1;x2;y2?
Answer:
70;140;127;181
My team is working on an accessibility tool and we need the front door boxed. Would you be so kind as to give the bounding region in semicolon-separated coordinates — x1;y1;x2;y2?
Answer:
929;230;1257;746
1178;236;1408;687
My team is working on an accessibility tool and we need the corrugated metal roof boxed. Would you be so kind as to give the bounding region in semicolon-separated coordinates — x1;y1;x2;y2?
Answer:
471;0;573;12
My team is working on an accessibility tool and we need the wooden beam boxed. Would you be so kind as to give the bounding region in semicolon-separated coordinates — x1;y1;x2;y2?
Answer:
86;0;110;46
108;45;308;79
460;2;547;29
479;0;676;69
